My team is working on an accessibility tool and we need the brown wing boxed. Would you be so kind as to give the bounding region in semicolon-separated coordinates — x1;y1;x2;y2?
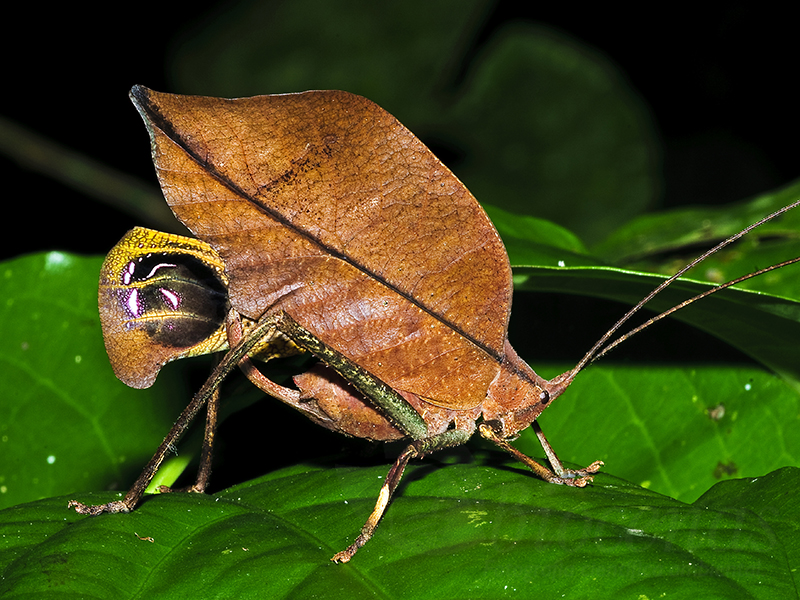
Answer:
130;87;512;409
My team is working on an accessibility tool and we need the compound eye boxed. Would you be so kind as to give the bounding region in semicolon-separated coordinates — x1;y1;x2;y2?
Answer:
539;390;550;404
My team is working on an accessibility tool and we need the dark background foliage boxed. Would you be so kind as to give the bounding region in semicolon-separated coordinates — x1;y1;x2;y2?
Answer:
1;2;797;258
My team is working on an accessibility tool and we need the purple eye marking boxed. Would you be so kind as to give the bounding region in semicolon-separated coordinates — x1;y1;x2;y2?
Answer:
159;287;181;310
122;261;135;286
126;288;141;317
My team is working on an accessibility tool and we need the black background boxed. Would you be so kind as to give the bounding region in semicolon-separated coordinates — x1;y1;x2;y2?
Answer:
1;3;796;259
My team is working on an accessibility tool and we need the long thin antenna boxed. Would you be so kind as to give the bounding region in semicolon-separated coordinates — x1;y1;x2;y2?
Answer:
591;255;800;363
567;197;800;379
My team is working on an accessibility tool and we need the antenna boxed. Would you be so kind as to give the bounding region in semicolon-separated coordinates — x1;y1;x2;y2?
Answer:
568;197;800;378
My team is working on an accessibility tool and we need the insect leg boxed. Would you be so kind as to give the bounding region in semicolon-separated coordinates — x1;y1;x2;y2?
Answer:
225;310;307;405
477;421;602;487
531;421;603;481
191;379;220;493
155;378;222;496
264;311;429;440
68;309;284;515
225;310;428;439
332;426;474;563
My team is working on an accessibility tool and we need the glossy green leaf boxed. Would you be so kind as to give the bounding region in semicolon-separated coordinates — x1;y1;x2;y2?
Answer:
592;179;800;300
513;264;800;384
2;460;798;598
528;364;800;502
494;180;800;387
0;253;192;510
483;203;601;268
594;178;800;268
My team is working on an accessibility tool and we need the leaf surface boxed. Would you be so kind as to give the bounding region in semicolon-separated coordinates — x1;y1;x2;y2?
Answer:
515;264;800;383
2;460;798;599
529;363;800;503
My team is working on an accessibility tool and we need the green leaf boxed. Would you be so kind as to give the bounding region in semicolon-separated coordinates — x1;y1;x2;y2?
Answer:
590;178;800;301
493;178;800;387
2;460;798;598
513;264;800;384
528;364;800;503
0;253;193;510
594;178;800;267
483;203;600;268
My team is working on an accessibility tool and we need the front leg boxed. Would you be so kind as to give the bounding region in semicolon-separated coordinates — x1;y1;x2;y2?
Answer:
155;375;221;496
530;421;603;481
69;310;291;515
478;421;603;487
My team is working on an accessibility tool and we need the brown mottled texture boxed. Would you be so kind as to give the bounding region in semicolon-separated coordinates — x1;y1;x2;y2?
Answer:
130;87;513;410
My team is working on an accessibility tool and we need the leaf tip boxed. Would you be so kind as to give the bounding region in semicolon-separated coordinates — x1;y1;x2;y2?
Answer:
128;84;151;105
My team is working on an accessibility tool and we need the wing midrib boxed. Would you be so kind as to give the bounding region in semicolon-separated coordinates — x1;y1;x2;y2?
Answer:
133;87;506;367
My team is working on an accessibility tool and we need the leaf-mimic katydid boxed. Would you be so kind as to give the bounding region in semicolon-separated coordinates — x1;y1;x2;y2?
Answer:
69;87;800;562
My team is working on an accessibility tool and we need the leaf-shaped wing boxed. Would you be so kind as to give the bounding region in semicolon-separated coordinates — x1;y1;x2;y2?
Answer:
130;87;512;408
